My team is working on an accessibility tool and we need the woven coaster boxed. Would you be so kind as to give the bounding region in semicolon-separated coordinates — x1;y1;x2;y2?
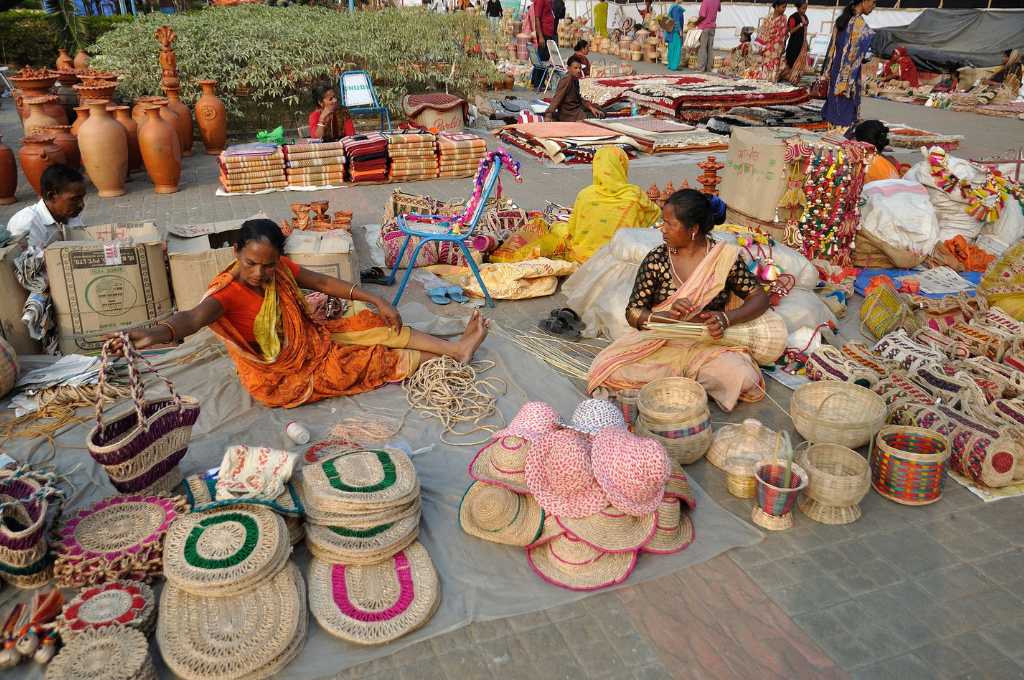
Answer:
307;541;439;646
305;510;420;565
45;626;153;680
556;506;657;554
180;473;303;517
157;562;305;680
458;482;544;547
299;448;418;514
162;506;290;596
59;580;156;639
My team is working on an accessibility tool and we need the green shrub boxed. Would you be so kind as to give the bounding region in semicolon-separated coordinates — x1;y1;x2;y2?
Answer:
89;6;501;122
0;9;129;67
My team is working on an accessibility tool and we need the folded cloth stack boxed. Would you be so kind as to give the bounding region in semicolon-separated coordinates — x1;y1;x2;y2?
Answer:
296;445;440;645
460;400;697;592
219;143;286;193
385;131;438;182
284;140;346;188
343;133;389;183
438;131;488;178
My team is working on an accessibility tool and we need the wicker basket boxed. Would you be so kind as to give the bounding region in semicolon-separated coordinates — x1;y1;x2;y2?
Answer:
790;382;887;449
0;336;17;400
870;426;950;506
752;461;808;531
706;419;784;470
796;444;870;524
860;282;915;341
636;378;711;464
635;410;712;465
610;388;640;430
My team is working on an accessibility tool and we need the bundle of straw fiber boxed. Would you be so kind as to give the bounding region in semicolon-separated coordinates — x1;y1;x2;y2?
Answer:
646;310;787;365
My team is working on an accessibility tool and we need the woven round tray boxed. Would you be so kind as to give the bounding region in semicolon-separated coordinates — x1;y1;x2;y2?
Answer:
59;580;156;639
790;381;887;449
307;541;440;646
45;626;153;680
162;506;290;596
299;448;419;514
305;510;420;566
157;562;306;680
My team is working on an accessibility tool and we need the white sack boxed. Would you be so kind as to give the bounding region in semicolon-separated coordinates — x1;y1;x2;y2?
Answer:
860;179;941;257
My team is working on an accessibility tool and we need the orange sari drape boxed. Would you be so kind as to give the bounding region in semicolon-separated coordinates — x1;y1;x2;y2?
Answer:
205;262;418;408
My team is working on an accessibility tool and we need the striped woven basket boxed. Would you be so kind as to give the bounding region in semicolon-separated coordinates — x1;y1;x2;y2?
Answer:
636;378;712;465
870;426;950;506
752;461;808;531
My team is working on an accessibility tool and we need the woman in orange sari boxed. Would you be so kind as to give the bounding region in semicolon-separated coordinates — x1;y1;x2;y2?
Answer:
119;219;488;408
588;190;770;411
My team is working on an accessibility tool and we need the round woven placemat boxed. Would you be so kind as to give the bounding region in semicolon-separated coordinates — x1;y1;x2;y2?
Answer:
59;580;156;639
307;541;440;646
163;506;289;596
299;491;421;529
157;561;305;680
45;626;152;680
58;495;183;558
299;448;418;513
305;511;420;565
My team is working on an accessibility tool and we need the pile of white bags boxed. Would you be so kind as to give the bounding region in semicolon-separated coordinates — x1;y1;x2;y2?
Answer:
858;179;941;267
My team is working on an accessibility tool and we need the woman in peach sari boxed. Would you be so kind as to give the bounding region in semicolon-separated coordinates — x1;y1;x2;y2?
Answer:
747;0;789;82
588;190;770;411
118;219;488;408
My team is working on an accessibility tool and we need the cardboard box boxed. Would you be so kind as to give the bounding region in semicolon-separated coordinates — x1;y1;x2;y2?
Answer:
0;241;43;355
166;216;260;311
45;222;171;355
285;229;357;283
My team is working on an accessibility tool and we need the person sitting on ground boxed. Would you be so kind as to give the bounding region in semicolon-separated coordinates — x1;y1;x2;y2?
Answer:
986;49;1022;87
573;39;592;78
308;82;355;142
588;189;770;412
853;120;901;183
8;164;86;250
723;27;754;77
546;55;604;122
115;219;490;409
881;47;919;88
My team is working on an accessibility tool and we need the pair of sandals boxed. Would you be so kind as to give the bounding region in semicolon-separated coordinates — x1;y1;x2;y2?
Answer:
427;286;470;305
538;308;585;340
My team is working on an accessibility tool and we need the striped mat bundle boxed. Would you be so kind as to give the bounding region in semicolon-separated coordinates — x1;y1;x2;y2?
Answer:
437;132;487;179
284;140;346;188
342;133;388;183
219;143;286;193
385;131;438;182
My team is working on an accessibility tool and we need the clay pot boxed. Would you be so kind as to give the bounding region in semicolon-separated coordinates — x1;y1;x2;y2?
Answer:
52;71;79;122
138;105;181;194
134;98;182;164
74;50;89;70
195;79;226;155
56;49;74;71
73;82;117;104
71;106;90;136
78;100;128;197
40;125;80;170
110;106;142;174
162;87;193;157
23;96;65;136
18;134;67;197
9;73;57;120
0;135;16;205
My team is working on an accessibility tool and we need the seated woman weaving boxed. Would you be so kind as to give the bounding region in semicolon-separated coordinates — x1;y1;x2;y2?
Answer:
117;219;488;408
587;190;770;412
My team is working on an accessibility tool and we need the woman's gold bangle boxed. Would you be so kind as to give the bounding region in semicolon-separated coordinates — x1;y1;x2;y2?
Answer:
157;320;177;343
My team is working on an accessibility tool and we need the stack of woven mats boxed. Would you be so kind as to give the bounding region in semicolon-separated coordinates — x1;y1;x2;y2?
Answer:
284;140;346;187
219;143;286;193
343;133;388;183
157;504;306;679
297;445;440;645
385;131;438;182
438;131;488;178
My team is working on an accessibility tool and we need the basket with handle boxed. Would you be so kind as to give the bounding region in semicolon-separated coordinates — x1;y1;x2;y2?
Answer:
752;460;808;531
86;333;200;496
636;378;712;464
796;443;870;525
870;426;950;506
790;381;887;449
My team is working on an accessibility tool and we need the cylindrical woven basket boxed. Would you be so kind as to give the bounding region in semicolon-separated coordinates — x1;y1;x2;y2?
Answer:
790;381;887;449
636;378;711;464
797;444;870;525
635;409;712;465
870;426;950;506
752;461;808;531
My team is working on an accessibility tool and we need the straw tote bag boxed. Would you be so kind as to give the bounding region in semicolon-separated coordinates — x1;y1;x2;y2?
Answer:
87;333;200;495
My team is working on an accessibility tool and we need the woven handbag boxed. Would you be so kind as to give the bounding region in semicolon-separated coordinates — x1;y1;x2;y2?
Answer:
87;333;200;496
859;282;917;341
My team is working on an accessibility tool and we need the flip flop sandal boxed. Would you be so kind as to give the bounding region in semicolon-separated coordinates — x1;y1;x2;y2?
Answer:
446;286;470;304
550;308;585;331
360;267;390;285
538;316;581;340
426;287;451;305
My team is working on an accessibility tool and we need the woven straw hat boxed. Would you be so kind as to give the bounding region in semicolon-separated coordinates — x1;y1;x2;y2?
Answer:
157;562;306;680
556;506;657;553
59;580;156;640
458;481;544;547
525;429;608;519
527;513;566;548
307;541;440;646
305;510;420;566
468;436;532;493
641;498;695;555
494;401;561;442
665;461;697;511
45;626;153;680
300;448;419;514
162;506;290;596
527;533;638;591
591;428;669;516
564;398;627;435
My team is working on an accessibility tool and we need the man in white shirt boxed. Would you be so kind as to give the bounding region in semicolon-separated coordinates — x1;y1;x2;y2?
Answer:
7;164;86;250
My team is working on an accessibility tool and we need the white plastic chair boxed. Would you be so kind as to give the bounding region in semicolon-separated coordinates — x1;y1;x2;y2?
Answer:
541;39;568;94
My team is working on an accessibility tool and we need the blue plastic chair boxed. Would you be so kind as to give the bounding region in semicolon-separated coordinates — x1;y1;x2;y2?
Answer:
338;70;391;131
386;157;514;309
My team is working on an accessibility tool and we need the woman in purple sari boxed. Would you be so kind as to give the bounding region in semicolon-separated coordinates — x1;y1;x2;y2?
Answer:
821;0;876;129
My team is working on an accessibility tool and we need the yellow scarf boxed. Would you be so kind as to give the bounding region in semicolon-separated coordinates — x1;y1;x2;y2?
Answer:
253;277;282;361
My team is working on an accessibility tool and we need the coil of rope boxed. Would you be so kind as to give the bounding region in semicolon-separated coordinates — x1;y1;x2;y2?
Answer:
403;356;507;446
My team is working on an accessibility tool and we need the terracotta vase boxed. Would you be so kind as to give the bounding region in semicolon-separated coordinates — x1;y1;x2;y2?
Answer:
40;125;80;170
22;96;62;136
110;106;142;174
70;105;90;136
9;73;57;120
56;49;74;71
138;105;181;194
195;79;226;155
78;101;128;197
0;135;16;205
18;134;66;197
162;87;193;157
74;50;89;70
132;97;180;158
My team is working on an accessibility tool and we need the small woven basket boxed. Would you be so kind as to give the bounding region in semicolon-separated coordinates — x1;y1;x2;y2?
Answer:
636;378;711;464
790;381;887;449
610;388;640;429
635;408;712;465
870;426;950;506
752;461;808;531
797;444;870;525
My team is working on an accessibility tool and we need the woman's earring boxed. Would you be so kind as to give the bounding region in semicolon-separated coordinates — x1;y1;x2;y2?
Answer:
690;230;696;240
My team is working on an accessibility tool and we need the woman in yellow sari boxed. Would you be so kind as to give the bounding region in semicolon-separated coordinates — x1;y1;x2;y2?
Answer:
588;190;770;411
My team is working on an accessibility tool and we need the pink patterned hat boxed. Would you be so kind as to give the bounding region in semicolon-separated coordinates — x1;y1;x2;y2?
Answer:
525;429;608;519
495;402;562;443
591;429;670;517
